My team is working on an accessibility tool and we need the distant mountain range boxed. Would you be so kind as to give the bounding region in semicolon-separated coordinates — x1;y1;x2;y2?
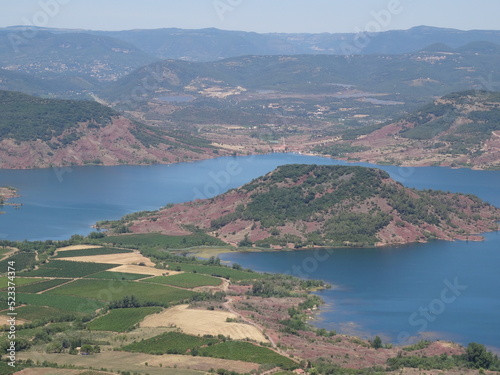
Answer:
100;44;500;106
5;25;500;61
1;25;500;99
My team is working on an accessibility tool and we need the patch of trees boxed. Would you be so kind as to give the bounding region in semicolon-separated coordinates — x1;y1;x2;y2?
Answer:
108;295;164;309
323;211;391;245
387;342;500;371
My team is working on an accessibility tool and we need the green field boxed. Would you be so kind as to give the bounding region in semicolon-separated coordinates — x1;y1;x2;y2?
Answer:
169;263;267;281
97;233;227;249
0;277;45;289
0;252;37;273
54;247;133;258
22;260;118;278
16;278;71;293
3;304;79;321
46;279;195;305
17;293;106;314
201;341;296;368
146;273;222;288
121;331;218;354
87;307;163;332
85;271;149;280
121;331;295;368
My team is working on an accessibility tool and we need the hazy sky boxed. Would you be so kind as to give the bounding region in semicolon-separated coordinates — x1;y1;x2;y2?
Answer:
1;0;499;33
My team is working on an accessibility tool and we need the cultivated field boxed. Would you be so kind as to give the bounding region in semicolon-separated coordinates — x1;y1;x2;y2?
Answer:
22;260;117;278
122;331;219;354
56;244;103;252
14;369;115;375
106;264;174;276
0;277;44;289
146;273;222;288
87;306;163;332
16;278;71;293
140;304;267;342
47;279;195;305
5;304;76;322
17;293;106;314
18;351;258;374
85;271;150;280
56;252;155;266
169;263;267;281
53;247;133;258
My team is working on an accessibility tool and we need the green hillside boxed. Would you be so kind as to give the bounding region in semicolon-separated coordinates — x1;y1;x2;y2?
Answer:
0;90;117;142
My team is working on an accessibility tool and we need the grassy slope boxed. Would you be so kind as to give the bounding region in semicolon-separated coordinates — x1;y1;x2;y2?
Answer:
87;307;163;332
53;247;133;258
16;278;71;293
170;263;267;281
146;273;222;288
46;279;195;305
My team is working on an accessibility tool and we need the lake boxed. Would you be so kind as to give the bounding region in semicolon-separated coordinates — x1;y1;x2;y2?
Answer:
0;153;499;350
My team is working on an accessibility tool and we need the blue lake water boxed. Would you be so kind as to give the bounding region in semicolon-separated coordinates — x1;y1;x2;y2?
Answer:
0;153;499;349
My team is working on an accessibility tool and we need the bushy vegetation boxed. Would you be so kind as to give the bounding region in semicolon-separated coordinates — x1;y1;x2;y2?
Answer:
279;295;325;334
213;165;389;230
400;91;500;156
248;274;327;298
402;339;431;351
387;342;500;371
323;212;391;245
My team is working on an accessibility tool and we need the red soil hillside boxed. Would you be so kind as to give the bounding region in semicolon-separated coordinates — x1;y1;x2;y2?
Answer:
107;164;500;249
0;90;224;169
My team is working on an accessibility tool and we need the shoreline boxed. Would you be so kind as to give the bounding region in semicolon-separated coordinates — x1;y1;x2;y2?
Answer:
1;150;499;171
160;229;499;259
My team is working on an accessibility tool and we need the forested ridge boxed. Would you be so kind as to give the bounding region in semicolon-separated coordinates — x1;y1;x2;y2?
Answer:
0;90;117;142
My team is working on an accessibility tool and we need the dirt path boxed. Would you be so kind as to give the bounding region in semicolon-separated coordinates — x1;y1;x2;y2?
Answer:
18;351;258;374
0;246;18;261
36;278;76;294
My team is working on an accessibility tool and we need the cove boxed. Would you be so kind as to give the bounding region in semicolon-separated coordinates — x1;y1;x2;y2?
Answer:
220;231;500;351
